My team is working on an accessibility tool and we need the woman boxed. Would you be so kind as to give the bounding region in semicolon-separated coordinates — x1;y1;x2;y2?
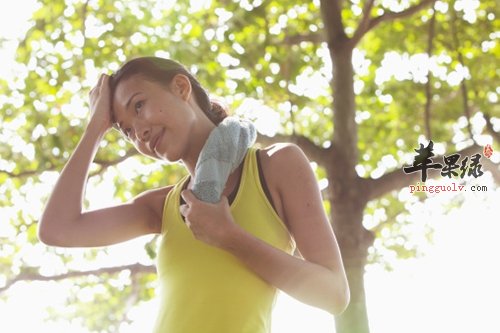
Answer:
38;57;349;333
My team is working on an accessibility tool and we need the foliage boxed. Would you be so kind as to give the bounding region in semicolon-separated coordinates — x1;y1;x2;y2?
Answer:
1;0;498;331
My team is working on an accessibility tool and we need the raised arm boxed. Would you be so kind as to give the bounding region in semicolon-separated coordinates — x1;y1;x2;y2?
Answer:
38;74;163;247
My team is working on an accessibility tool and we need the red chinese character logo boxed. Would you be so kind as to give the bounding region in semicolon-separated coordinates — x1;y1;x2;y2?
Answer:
483;144;493;159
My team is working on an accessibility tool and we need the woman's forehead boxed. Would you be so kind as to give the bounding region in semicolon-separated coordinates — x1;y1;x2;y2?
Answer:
112;79;135;124
113;75;148;102
112;76;151;119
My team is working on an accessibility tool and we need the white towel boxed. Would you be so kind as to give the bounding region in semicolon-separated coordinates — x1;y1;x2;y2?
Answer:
192;117;257;203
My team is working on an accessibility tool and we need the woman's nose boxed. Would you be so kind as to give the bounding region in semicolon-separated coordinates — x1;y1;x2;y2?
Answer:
140;129;151;143
135;124;151;143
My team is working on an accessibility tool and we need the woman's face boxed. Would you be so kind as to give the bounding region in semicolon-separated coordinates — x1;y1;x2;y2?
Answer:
112;74;196;162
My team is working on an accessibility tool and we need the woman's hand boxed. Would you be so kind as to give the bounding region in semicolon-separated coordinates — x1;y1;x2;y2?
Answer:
88;74;113;134
180;190;241;248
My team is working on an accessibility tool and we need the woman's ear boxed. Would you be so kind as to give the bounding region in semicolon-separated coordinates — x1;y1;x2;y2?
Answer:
170;74;192;101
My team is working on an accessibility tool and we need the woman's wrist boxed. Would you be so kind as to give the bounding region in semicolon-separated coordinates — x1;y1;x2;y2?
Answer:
219;223;251;253
85;118;110;140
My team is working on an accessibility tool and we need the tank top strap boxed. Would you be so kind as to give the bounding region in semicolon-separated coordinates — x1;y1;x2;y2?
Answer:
161;174;189;234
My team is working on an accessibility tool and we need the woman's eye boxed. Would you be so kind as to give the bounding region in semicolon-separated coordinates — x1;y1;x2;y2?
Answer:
135;100;144;114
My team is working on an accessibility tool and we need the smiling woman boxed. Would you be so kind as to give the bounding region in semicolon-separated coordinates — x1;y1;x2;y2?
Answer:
108;58;228;162
37;56;350;333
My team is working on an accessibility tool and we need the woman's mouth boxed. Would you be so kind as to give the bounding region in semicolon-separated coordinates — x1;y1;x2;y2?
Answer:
150;129;165;153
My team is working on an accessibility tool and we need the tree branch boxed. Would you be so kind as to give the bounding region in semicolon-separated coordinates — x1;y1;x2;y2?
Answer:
0;263;155;294
2;148;138;179
79;0;90;46
450;1;474;141
1;145;138;180
257;133;328;165
484;113;500;144
480;114;499;183
319;0;347;46
482;155;500;185
0;168;51;178
90;148;139;176
93;148;138;167
367;0;437;36
283;32;326;45
352;0;375;45
363;143;494;200
424;4;436;139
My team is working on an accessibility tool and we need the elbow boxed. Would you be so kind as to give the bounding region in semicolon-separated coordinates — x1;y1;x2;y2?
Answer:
328;280;350;316
332;286;350;316
37;220;63;247
37;224;55;246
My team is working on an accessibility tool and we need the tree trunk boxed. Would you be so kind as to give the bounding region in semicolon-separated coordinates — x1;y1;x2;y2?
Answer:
333;204;374;333
326;34;374;333
336;256;371;333
329;173;373;333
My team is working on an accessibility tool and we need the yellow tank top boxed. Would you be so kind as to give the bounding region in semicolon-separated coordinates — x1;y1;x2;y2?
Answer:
153;148;295;333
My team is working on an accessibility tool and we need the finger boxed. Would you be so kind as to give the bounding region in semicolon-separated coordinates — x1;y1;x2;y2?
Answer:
97;73;105;87
90;81;99;93
90;76;104;96
100;73;109;84
99;74;110;92
94;74;106;93
179;204;188;217
219;195;229;205
180;190;196;205
185;219;191;228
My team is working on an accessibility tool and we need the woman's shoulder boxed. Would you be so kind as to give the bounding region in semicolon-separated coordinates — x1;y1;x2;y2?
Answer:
256;143;313;226
257;143;310;200
258;142;309;175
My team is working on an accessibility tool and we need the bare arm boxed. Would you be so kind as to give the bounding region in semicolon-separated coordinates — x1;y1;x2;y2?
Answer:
38;75;162;247
180;144;350;315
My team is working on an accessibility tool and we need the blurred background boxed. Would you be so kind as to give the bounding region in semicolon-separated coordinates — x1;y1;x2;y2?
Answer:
0;0;498;332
